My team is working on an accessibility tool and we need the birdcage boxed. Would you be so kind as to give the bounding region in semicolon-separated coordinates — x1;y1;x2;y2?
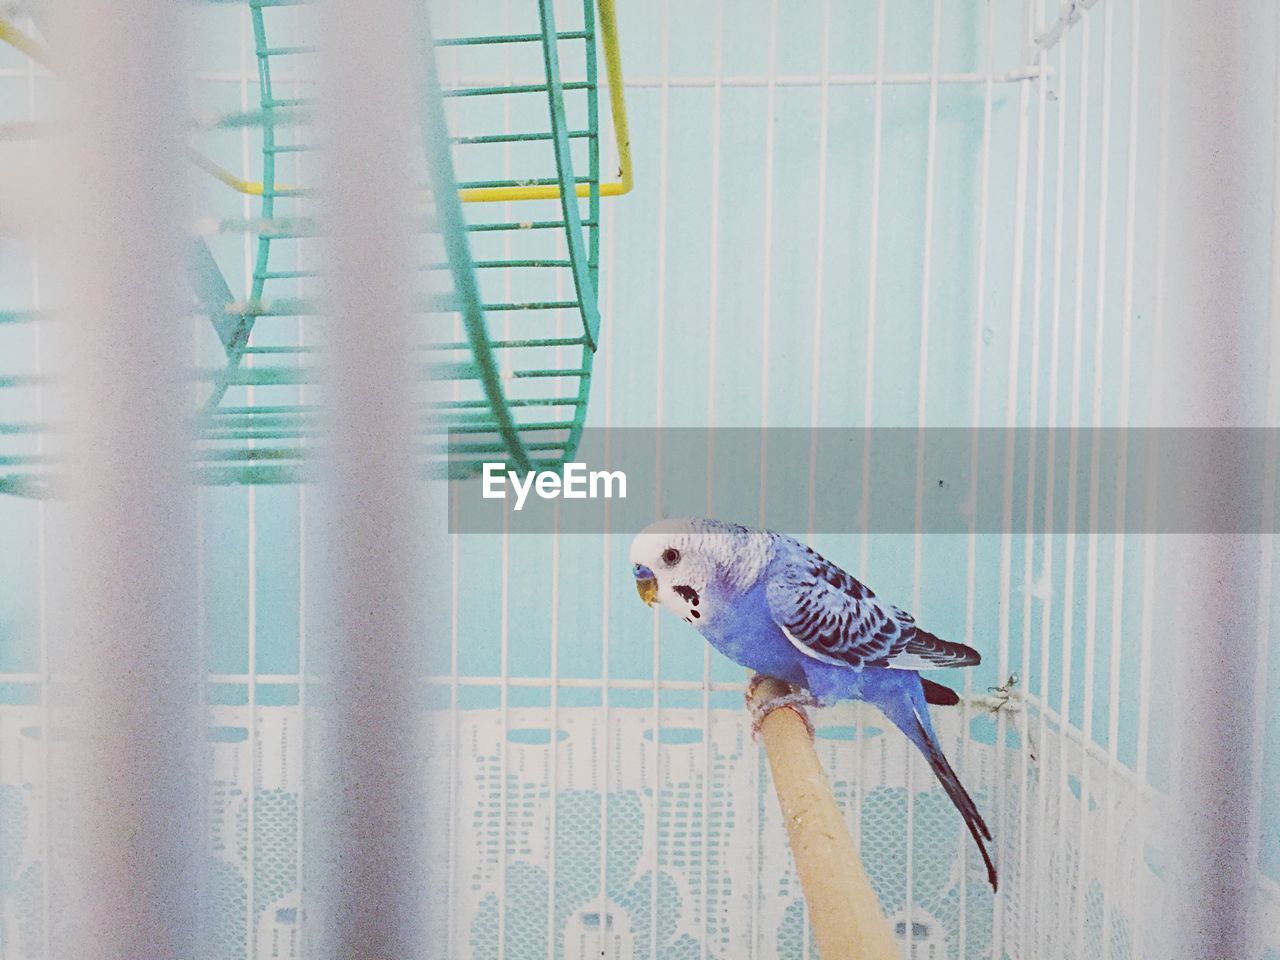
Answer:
1;1;1279;959
0;0;629;496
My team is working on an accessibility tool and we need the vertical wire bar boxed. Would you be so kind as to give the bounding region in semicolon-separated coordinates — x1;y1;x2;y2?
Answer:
291;3;309;950
448;464;461;960
585;0;600;283
445;12;467;953
192;225;210;955
961;0;1000;946
500;0;515;380
1076;3;1116;956
754;2;781;954
703;0;724;513
550;14;575;929
804;0;833;541
1132;9;1173;948
498;485;511;960
592;6;616;936
1017;0;1051;952
238;10;259;955
1101;3;1142;952
446;1;469;934
1055;11;1092;951
917;0;944;937
597;169;618;960
991;14;1035;960
195;459;209;950
912;0;945;607
800;4;833;956
548;507;561;960
857;0;887;584
51;0;199;956
1036;28;1071;959
700;1;724;955
309;0;427;953
855;0;888;883
754;0;779;528
295;432;309;945
547;141;568;960
498;4;515;947
1132;496;1159;956
497;6;514;954
649;3;672;955
908;2;946;948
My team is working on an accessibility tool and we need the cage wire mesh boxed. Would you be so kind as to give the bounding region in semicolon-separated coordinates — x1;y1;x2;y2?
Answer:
1;0;1280;959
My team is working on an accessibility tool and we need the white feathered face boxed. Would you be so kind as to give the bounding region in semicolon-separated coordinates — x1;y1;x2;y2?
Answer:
629;522;716;626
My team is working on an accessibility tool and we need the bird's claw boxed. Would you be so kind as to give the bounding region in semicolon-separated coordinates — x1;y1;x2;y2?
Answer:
985;673;1020;714
745;673;770;701
745;679;819;741
988;673;1019;697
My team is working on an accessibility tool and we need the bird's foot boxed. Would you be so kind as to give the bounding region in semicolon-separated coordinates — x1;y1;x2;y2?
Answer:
745;676;819;741
745;673;771;702
985;673;1020;714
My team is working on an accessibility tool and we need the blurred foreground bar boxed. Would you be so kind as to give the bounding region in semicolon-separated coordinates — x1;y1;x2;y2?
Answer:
50;0;200;957
1161;1;1274;956
305;0;431;957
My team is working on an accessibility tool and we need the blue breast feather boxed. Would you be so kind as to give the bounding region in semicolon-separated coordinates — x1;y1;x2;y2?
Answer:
692;542;901;705
696;572;810;685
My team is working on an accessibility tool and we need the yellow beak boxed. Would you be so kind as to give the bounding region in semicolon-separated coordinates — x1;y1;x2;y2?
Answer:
635;575;658;607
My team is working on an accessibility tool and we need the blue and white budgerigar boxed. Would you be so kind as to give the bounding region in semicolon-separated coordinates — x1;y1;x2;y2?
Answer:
629;517;997;891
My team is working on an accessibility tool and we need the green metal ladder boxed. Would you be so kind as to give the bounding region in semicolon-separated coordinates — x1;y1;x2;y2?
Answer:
0;0;628;495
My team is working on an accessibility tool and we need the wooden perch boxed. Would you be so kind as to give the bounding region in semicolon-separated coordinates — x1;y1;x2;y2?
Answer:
748;675;900;960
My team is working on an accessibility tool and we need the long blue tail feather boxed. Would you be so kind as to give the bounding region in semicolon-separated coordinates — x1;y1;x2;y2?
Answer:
866;673;999;892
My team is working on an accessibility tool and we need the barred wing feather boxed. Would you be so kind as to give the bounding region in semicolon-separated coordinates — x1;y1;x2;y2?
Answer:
765;546;980;671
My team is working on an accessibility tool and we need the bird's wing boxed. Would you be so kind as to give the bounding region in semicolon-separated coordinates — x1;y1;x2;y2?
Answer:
765;546;980;670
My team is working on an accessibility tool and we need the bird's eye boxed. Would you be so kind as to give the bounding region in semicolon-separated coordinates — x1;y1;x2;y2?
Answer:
661;547;680;566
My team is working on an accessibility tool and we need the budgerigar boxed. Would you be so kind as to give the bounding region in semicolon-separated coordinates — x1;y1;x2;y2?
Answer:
629;517;997;891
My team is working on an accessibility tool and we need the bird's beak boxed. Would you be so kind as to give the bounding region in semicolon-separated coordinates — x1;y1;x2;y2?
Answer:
633;564;658;606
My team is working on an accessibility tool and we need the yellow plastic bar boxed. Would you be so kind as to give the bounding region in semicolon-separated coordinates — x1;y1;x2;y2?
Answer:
188;148;302;196
0;0;632;204
0;15;52;68
458;0;632;202
0;17;293;196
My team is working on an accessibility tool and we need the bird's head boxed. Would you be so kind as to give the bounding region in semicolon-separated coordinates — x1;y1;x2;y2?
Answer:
628;518;771;626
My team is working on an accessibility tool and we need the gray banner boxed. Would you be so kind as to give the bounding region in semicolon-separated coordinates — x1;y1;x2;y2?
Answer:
448;428;1280;534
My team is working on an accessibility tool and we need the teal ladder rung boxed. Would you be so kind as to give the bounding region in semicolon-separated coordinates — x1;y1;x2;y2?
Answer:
435;31;591;46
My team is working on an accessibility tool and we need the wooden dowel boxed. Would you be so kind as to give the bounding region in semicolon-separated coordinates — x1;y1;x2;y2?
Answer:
749;675;900;960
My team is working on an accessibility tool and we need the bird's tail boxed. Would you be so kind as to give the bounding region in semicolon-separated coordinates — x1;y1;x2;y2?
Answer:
907;702;998;892
877;677;998;892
